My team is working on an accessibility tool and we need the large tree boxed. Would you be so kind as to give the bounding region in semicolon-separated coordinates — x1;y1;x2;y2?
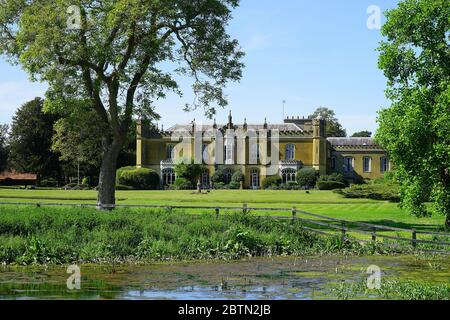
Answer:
8;98;61;182
308;107;347;137
0;0;244;208
375;0;450;227
0;124;9;172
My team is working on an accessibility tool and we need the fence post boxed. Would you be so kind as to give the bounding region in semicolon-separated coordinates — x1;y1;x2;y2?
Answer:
412;229;417;248
243;203;248;214
371;227;377;242
341;222;346;241
292;207;297;221
215;208;220;219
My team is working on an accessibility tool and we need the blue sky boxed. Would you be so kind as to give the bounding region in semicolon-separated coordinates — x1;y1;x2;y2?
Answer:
0;0;399;135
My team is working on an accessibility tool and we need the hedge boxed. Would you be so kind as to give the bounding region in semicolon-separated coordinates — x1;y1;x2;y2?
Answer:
316;181;346;190
116;167;160;190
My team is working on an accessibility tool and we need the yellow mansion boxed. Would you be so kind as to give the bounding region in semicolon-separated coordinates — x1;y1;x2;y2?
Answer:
136;113;390;188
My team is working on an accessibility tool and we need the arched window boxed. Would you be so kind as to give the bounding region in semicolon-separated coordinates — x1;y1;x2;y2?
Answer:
285;144;295;161
281;169;297;184
162;168;176;185
250;168;260;189
201;169;210;187
224;168;233;184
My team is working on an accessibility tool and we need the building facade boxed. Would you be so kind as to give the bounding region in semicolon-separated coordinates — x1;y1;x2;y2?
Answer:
136;113;390;188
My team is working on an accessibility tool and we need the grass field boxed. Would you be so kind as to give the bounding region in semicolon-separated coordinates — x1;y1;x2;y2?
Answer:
0;188;447;233
0;188;448;262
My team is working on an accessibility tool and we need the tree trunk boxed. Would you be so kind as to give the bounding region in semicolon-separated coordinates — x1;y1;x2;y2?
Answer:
97;138;123;210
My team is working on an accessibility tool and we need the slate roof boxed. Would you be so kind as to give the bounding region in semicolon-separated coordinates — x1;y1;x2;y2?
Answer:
327;137;384;151
165;123;304;133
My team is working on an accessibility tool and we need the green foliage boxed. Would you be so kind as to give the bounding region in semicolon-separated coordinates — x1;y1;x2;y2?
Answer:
296;168;318;188
174;161;202;185
0;124;9;172
8;98;61;181
317;181;346;190
39;178;58;188
0;0;245;203
116;168;159;190
318;173;349;186
336;184;400;202
308;107;346;137
173;178;194;190
211;168;228;184
332;279;450;300
52;107;104;168
228;181;241;189
376;0;450;226
262;176;282;189
231;170;244;183
0;205;370;264
351;131;372;137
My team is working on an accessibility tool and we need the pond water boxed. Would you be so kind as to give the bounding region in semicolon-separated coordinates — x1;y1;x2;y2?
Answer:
0;255;448;300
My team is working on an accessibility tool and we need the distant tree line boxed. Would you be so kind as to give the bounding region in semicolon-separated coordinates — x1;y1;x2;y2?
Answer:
0;97;136;187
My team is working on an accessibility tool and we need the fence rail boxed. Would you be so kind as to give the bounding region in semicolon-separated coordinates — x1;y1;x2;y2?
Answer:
0;201;449;252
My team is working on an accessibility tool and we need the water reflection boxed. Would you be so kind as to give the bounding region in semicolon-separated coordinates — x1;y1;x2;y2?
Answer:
0;255;448;300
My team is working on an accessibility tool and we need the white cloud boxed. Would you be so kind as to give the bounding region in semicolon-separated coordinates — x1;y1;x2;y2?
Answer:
0;81;47;124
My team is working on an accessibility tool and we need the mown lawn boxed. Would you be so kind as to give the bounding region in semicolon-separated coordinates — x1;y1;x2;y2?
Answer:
0;189;447;233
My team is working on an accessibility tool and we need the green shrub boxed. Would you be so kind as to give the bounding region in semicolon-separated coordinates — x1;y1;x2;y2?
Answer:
174;161;202;185
116;166;136;179
262;176;282;189
213;182;227;189
231;170;244;183
174;177;193;190
296;168;317;188
228;181;241;189
336;183;400;202
117;168;160;190
39;178;58;187
211;168;227;184
317;181;346;190
318;173;349;186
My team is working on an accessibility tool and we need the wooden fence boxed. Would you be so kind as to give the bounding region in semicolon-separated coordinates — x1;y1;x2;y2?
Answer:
0;201;449;253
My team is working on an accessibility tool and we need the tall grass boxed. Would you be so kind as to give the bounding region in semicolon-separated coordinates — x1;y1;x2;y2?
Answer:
0;205;381;265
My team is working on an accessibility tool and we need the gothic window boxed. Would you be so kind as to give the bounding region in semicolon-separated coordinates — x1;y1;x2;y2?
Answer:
201;169;210;187
224;168;233;184
250;168;260;188
162;168;176;185
281;169;297;184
